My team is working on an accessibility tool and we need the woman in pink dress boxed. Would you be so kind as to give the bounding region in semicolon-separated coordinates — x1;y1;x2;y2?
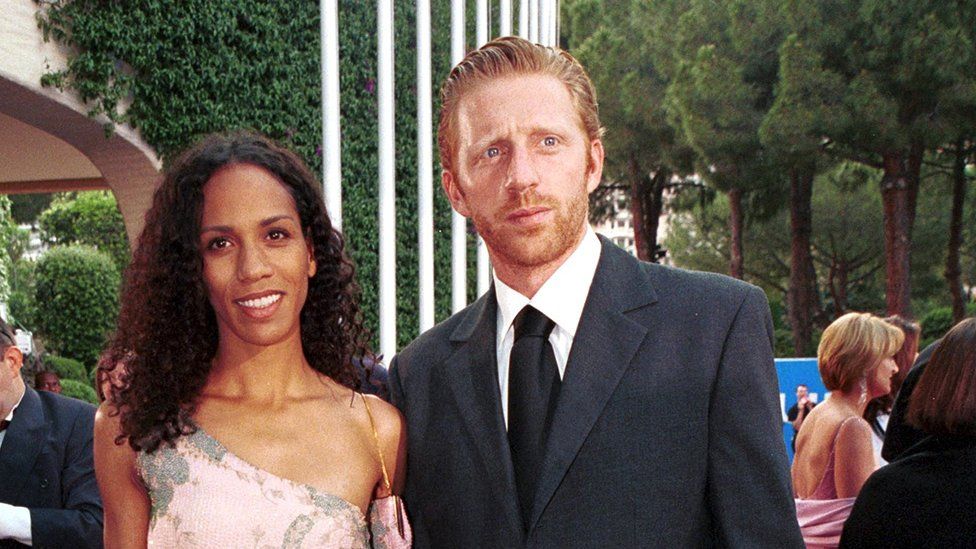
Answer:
792;312;902;548
94;132;411;548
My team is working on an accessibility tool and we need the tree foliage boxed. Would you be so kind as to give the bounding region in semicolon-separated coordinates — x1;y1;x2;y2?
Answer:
0;196;15;304
38;192;130;272
43;354;88;382
34;245;120;368
60;378;99;404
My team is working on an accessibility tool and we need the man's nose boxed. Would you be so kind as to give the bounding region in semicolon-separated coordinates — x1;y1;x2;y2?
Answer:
237;243;273;281
504;145;539;194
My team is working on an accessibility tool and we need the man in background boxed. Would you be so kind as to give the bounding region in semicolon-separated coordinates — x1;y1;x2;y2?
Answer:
787;384;817;451
33;372;62;395
0;318;102;548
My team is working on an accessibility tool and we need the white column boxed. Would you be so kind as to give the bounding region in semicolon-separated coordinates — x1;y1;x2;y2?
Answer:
450;0;468;313
500;0;512;36
377;0;396;361
518;0;528;39
552;0;560;47
540;0;550;46
474;0;491;298
529;0;539;43
321;0;342;230
417;0;435;333
476;0;488;46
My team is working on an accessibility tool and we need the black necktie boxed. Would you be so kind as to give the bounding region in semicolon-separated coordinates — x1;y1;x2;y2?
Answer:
508;305;561;528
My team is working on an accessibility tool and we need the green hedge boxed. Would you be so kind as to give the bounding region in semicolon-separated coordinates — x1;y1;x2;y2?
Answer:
60;379;99;404
34;245;120;368
36;1;474;352
42;354;88;383
38;192;130;273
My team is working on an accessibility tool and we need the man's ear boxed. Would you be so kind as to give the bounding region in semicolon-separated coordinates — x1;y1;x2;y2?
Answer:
585;138;605;194
442;170;470;217
2;345;23;376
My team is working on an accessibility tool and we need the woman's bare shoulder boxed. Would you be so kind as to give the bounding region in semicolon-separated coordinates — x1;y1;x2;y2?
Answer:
358;394;404;438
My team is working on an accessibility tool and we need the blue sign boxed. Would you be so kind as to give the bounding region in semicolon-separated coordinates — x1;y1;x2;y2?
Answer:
775;358;828;462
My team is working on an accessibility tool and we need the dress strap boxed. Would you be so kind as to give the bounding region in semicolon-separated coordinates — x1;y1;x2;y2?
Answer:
359;392;392;494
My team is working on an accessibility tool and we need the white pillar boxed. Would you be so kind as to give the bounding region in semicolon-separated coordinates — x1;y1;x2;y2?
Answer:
500;0;512;37
417;0;435;333
450;0;468;313
540;0;551;46
552;0;560;47
518;0;528;39
321;0;342;230
476;0;488;46
529;0;539;43
474;0;491;298
377;0;396;361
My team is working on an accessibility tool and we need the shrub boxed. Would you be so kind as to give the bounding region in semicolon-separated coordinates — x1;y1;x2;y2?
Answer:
38;192;130;272
60;379;99;404
34;245;120;368
42;354;87;383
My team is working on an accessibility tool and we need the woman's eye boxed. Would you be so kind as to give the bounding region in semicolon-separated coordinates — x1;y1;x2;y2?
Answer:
268;229;287;240
207;237;230;250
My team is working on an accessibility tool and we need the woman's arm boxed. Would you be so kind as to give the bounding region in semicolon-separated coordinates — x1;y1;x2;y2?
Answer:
93;404;150;549
833;417;877;498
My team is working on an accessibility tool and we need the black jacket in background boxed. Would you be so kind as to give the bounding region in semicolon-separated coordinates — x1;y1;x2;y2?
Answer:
0;387;102;549
841;436;976;548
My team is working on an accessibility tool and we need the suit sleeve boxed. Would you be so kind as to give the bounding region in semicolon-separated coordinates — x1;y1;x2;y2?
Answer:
389;356;405;413
706;286;804;547
29;405;103;549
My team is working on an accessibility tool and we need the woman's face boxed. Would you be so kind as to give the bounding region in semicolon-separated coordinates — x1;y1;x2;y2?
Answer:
867;356;899;399
198;163;316;351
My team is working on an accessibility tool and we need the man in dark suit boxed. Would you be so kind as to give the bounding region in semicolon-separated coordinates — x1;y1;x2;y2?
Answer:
390;37;802;548
0;318;102;548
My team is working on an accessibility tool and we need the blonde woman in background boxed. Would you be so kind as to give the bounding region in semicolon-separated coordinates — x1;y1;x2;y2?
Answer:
792;312;903;548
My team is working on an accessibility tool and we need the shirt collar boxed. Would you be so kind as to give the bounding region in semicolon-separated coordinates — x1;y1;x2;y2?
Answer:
494;226;602;338
3;387;25;423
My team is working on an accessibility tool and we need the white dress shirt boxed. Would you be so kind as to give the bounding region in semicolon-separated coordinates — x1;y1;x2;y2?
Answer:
495;226;602;426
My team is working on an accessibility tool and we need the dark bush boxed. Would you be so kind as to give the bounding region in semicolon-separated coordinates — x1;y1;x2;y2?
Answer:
42;354;87;383
34;245;120;368
60;379;99;404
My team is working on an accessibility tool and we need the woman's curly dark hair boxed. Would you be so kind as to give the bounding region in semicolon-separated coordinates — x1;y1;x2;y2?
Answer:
102;131;372;453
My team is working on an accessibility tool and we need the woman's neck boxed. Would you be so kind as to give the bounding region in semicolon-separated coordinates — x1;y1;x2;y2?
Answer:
206;339;320;405
827;388;868;416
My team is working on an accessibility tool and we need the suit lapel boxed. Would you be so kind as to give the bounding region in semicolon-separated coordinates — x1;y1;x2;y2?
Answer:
443;290;522;532
0;387;47;502
530;239;658;529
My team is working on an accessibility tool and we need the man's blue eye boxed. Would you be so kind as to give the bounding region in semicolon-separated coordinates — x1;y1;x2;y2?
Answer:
543;136;557;146
486;147;500;158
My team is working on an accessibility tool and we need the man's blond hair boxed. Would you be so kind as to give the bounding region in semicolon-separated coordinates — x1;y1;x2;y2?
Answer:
437;36;604;174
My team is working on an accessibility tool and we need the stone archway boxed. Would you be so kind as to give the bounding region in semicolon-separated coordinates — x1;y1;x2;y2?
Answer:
0;0;160;245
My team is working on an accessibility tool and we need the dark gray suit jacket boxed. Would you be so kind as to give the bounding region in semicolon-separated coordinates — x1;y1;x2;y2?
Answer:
390;239;803;548
0;387;102;548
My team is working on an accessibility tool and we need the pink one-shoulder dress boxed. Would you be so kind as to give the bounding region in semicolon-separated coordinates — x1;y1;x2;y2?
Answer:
137;396;411;548
794;417;860;549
